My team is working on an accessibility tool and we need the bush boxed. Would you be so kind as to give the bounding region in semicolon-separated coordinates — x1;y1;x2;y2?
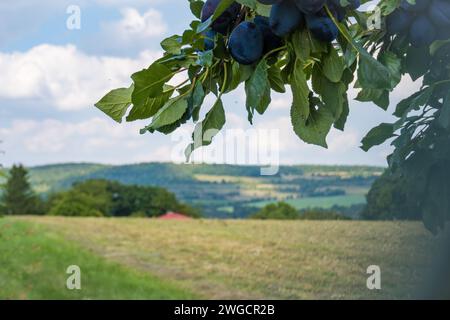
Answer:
48;190;104;217
250;202;299;220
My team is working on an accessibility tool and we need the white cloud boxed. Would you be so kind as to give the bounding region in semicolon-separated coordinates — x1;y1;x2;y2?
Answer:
0;117;171;165
0;44;161;110
108;7;167;38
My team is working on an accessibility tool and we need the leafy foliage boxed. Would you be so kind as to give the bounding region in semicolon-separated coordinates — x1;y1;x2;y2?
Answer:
48;179;201;218
362;171;421;221
95;0;450;232
250;202;300;220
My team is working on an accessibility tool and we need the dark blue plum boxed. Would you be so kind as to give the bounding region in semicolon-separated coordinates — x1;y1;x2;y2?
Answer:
203;30;216;51
429;0;450;27
201;0;241;34
257;0;282;4
306;14;339;42
386;9;414;35
409;16;437;47
254;16;284;54
270;1;304;37
229;22;264;65
294;0;327;15
401;0;430;12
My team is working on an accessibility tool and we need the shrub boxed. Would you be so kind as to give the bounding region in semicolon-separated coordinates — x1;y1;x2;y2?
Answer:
250;202;299;220
48;190;104;217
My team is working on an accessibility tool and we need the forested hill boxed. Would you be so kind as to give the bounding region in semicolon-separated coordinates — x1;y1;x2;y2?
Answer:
28;162;384;218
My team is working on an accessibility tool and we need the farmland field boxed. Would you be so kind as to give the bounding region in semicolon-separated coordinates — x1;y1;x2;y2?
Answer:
248;194;367;210
1;216;443;300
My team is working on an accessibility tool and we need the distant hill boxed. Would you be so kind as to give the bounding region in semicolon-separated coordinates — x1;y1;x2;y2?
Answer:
28;162;384;218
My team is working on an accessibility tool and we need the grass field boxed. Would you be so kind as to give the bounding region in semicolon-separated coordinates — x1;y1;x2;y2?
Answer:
0;219;195;299
1;216;443;300
248;194;367;210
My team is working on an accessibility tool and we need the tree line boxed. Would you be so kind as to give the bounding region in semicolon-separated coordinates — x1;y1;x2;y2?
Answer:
0;164;424;221
0;164;201;218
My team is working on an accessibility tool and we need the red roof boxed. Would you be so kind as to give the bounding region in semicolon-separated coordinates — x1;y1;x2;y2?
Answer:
158;212;191;220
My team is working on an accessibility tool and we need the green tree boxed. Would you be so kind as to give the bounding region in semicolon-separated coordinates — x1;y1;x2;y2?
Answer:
362;171;421;221
251;202;299;220
0;164;43;215
48;190;104;217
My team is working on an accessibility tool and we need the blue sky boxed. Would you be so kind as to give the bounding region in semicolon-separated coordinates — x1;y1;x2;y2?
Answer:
0;0;421;167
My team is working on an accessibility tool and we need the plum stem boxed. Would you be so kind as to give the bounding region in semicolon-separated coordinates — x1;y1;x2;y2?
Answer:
262;45;287;61
220;62;228;95
324;5;358;53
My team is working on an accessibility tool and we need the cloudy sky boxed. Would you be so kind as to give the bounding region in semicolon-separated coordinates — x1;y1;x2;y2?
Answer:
0;0;421;167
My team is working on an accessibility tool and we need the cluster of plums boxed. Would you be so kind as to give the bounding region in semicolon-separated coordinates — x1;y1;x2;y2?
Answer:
387;0;450;47
201;0;360;65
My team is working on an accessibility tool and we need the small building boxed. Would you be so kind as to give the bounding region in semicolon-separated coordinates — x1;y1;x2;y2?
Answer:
158;212;191;220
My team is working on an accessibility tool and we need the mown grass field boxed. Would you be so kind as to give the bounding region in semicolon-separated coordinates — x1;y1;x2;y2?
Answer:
0;219;195;300
1;216;443;300
248;194;367;210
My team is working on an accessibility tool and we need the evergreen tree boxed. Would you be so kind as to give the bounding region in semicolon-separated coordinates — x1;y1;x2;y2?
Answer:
0;164;41;215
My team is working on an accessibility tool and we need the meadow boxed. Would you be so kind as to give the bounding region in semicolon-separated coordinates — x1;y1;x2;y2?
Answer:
247;194;367;210
0;216;442;300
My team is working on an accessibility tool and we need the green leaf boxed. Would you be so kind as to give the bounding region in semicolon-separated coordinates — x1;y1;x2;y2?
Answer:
196;50;214;67
379;0;402;15
95;86;133;123
312;66;345;119
236;0;271;16
140;96;188;133
394;87;433;117
379;51;401;89
292;102;334;148
256;85;271;115
189;0;204;19
227;62;242;93
291;29;311;61
127;86;174;122
161;35;182;54
404;46;430;81
245;59;270;123
361;123;395;152
322;46;344;83
358;52;391;90
290;59;310;122
131;63;174;109
185;98;226;160
190;82;206;122
356;88;389;110
267;65;286;93
330;20;391;90
334;97;349;131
